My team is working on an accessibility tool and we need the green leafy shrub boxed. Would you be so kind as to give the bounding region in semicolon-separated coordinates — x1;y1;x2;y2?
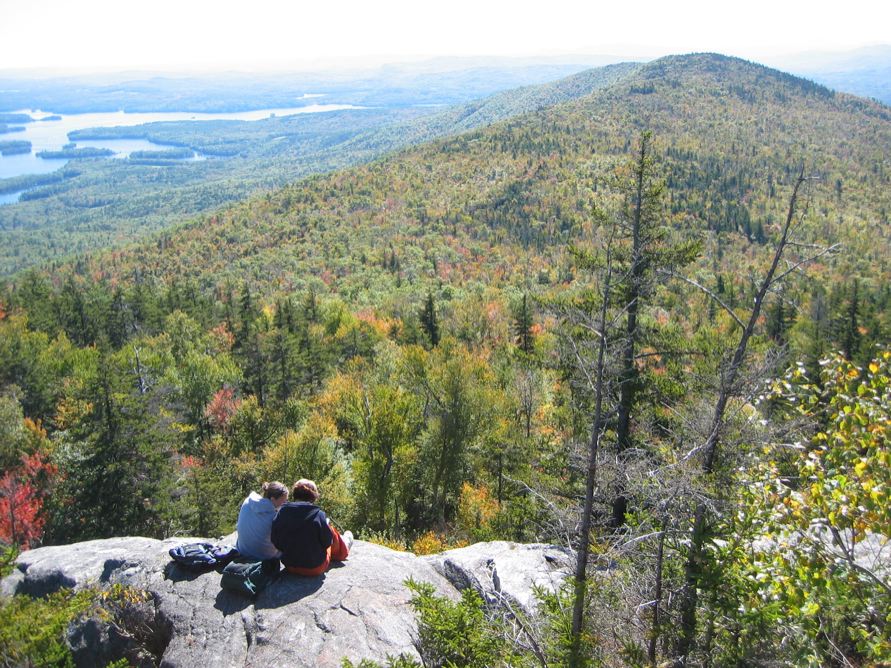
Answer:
0;585;160;668
0;543;17;578
732;352;891;665
405;578;510;668
0;588;95;667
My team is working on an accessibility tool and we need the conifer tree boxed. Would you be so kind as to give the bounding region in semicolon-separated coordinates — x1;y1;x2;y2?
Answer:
420;292;440;348
611;131;698;527
236;284;257;348
303;288;319;324
49;350;172;542
107;287;130;348
841;279;861;361
513;293;534;354
270;299;298;402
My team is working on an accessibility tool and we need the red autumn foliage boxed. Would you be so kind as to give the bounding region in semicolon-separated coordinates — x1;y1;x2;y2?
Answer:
179;454;203;471
0;453;57;549
209;323;235;352
204;387;240;432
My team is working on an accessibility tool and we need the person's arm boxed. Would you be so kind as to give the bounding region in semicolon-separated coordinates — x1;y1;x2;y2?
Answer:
317;510;333;548
270;510;286;550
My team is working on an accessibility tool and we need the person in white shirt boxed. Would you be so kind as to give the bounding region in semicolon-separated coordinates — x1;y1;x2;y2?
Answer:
235;481;288;560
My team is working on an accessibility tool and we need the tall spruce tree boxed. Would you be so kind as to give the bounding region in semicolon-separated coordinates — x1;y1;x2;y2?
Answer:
420;291;440;348
49;349;172;542
513;293;535;355
611;131;698;528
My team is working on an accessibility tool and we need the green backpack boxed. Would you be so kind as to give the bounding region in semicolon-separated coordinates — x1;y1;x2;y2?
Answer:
220;559;279;597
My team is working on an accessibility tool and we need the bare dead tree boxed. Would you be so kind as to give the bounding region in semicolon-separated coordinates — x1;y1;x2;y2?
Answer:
673;168;838;663
569;243;615;667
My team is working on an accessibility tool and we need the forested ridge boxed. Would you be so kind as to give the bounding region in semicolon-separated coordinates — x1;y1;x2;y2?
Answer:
1;53;889;665
0;63;637;277
68;54;891;291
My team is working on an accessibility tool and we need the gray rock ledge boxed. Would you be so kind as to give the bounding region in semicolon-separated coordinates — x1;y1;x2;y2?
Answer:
2;536;570;667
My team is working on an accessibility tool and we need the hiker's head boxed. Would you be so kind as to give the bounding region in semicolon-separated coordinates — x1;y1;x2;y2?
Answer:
291;478;320;503
262;481;289;507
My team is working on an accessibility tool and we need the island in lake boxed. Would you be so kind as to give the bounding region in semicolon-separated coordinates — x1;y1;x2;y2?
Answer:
0;140;32;155
36;146;115;159
0;113;34;124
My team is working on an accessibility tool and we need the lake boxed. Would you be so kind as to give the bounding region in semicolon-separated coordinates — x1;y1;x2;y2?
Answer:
0;104;362;182
0;191;24;205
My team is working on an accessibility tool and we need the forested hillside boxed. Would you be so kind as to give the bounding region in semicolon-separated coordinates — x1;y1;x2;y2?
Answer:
1;53;889;665
72;54;891;288
0;63;642;276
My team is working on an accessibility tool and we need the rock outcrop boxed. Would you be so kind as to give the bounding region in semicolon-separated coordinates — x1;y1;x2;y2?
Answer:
1;537;571;667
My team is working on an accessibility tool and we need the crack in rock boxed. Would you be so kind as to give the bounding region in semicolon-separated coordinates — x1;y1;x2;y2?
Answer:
338;602;360;617
241;609;255;652
312;608;332;634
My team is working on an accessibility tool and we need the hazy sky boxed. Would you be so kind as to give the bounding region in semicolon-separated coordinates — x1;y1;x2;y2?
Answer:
1;0;888;72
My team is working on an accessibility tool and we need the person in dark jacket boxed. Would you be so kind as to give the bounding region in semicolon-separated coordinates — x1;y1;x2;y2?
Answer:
271;478;353;576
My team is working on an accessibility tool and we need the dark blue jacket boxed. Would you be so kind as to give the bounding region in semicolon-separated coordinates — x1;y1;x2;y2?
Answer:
270;501;332;569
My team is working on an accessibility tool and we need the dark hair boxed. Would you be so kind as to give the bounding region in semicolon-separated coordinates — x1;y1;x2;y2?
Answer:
291;478;320;503
261;481;288;500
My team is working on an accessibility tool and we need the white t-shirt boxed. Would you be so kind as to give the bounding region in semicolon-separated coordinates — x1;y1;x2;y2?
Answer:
235;491;282;560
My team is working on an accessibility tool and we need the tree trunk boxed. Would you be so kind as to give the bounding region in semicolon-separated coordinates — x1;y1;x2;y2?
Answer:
612;132;650;528
648;529;666;666
676;172;805;663
570;243;615;667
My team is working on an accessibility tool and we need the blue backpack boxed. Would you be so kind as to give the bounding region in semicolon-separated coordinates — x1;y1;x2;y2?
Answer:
168;542;239;571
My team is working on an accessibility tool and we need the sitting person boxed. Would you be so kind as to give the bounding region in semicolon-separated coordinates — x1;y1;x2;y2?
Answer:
271;478;353;576
235;481;289;560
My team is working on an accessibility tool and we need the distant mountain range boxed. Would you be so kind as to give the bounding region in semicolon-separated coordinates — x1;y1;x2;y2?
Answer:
0;62;613;114
4;46;889;112
764;44;891;104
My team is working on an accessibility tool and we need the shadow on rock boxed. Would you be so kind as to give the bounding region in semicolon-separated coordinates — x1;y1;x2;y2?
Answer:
255;572;325;609
213;587;254;615
163;561;215;583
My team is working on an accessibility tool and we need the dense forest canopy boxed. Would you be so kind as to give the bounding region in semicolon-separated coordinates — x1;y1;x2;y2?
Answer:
1;53;889;665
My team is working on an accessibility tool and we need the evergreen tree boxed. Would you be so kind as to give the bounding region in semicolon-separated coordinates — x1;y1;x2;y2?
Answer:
512;293;534;354
303;288;319;324
420;292;440;348
299;326;325;394
841;280;861;361
765;289;793;344
106;287;131;349
270;299;299;402
57;278;93;346
611;131;698;527
49;350;172;542
236;284;257;348
233;285;268;405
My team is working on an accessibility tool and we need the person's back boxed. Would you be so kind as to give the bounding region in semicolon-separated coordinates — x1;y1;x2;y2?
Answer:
235;482;288;560
271;500;331;569
271;478;352;576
